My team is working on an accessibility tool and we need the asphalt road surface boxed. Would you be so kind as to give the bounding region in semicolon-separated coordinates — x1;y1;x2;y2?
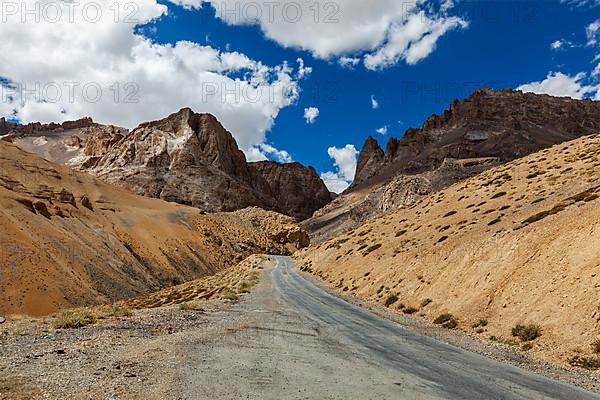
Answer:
181;256;599;400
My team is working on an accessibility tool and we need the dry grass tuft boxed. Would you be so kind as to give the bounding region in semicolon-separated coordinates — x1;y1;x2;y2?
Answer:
433;313;458;329
511;323;541;342
569;355;600;370
384;294;399;307
53;308;97;329
220;288;239;301
179;302;204;312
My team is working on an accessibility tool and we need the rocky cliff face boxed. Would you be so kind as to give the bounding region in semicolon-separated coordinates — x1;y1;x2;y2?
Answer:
354;136;384;185
5;109;331;220
249;161;332;220
352;88;600;189
82;108;331;218
83;108;268;212
0;117;17;135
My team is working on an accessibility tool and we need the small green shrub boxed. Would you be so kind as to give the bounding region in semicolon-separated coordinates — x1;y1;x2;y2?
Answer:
237;280;253;293
434;313;458;329
521;342;534;351
488;217;502;226
472;319;488;328
592;339;600;354
384;294;399;307
420;298;432;308
108;304;133;318
569;356;600;370
362;243;382;256
434;313;454;324
511;324;541;342
220;288;239;301
402;307;417;315
489;336;519;347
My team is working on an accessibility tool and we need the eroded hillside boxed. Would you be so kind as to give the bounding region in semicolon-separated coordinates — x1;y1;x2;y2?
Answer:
0;142;307;316
297;133;600;364
5;109;332;220
304;89;600;242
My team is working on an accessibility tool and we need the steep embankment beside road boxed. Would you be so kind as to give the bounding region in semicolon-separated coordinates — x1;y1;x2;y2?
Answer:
298;134;600;365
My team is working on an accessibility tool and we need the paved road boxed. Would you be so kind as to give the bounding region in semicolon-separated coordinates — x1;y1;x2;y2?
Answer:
180;256;599;399
268;256;598;400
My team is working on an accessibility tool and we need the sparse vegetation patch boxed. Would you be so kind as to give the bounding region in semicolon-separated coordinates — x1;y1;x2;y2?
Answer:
420;298;432;308
220;288;239;301
489;336;519;347
434;313;458;329
384;294;399;307
179;302;204;311
569;356;600;370
53;308;97;329
511;323;541;342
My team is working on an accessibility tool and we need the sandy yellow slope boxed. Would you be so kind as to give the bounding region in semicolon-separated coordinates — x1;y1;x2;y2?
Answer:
298;134;600;364
0;142;305;316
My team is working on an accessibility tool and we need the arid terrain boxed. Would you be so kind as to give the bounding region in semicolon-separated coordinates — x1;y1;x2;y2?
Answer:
297;133;600;366
0;141;308;316
2;256;599;400
5;109;332;220
3;0;600;396
304;89;600;242
1;90;600;398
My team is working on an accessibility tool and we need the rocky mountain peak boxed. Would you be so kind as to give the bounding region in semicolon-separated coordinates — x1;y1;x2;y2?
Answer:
6;108;332;220
352;88;600;189
0;117;17;135
354;136;384;187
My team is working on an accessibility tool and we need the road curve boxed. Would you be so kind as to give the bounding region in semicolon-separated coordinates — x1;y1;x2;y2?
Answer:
271;256;599;400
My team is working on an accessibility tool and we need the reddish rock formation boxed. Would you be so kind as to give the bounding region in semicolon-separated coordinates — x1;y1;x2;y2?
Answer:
0;117;17;136
354;136;384;186
249;161;332;220
4;109;331;220
7;117;95;137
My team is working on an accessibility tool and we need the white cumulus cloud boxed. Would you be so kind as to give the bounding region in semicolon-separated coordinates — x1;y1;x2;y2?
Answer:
587;20;600;46
371;95;379;109
550;39;569;50
339;57;361;69
517;72;599;99
320;144;358;193
364;11;468;69
202;0;467;69
0;0;302;158
296;58;313;79
376;126;389;135
304;107;320;124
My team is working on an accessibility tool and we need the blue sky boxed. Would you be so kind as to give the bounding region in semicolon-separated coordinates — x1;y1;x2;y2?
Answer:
144;1;600;191
1;0;599;192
